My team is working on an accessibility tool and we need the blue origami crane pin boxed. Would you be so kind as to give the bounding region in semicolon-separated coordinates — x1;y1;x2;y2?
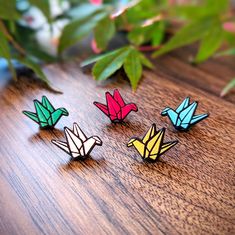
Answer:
161;97;209;131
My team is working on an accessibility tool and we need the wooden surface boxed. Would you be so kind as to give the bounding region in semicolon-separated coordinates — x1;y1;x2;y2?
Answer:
0;48;235;235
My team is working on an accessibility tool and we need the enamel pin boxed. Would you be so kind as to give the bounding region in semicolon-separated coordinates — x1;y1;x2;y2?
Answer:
51;123;102;159
23;96;69;128
161;97;209;131
127;124;178;162
94;89;138;122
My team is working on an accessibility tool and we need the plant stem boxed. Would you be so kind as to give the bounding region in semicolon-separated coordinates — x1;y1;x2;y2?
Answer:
138;45;162;52
0;20;26;56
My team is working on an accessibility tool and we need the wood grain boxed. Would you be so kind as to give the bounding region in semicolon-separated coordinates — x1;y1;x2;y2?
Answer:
0;49;235;235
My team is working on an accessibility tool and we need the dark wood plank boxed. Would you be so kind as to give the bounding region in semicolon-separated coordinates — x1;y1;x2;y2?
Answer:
0;58;234;235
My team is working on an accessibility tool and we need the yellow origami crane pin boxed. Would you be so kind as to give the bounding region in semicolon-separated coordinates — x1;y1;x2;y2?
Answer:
127;124;178;162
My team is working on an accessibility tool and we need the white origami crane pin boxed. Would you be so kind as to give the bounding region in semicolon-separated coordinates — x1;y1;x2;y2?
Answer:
52;123;102;159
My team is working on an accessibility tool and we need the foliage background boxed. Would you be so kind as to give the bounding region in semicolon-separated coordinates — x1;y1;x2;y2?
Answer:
0;0;234;95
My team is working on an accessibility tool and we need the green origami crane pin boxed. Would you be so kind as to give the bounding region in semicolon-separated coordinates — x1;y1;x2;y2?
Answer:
23;96;69;128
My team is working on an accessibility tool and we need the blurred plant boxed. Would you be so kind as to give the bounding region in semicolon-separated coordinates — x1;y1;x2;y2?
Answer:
0;0;234;95
216;23;235;97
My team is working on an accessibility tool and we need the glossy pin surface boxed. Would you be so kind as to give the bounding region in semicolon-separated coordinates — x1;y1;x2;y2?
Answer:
127;124;178;162
52;123;102;159
94;89;138;122
22;96;69;128
161;97;209;131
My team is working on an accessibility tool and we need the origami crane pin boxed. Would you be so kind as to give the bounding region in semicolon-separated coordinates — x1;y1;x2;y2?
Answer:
161;97;209;131
127;124;178;162
94;89;138;122
22;96;69;128
51;123;102;159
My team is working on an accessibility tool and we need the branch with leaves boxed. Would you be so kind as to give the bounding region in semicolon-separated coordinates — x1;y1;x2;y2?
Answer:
0;0;234;95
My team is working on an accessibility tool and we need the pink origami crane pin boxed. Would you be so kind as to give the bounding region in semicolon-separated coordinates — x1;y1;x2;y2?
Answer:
94;89;138;122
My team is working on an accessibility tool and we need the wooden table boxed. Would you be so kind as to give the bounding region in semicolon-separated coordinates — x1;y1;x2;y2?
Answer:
0;47;234;235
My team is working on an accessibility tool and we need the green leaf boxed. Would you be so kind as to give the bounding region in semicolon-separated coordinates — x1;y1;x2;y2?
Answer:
151;21;165;46
124;49;142;90
0;0;20;20
125;0;166;25
17;57;49;84
221;78;235;97
0;30;16;80
59;11;107;53
128;25;153;46
92;46;131;81
26;47;57;63
94;16;115;50
224;32;235;46
153;16;218;57
128;22;165;46
28;0;51;22
13;55;61;92
205;0;229;14
194;24;224;63
138;52;153;69
171;0;229;20
215;48;235;57
68;3;105;20
91;47;152;89
81;50;119;67
170;5;209;20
